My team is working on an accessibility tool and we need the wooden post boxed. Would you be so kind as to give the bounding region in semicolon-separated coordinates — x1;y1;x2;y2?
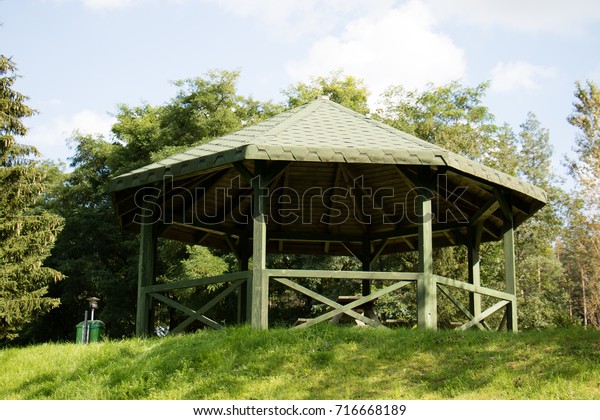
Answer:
136;197;156;337
504;213;518;332
496;190;518;332
238;233;249;324
468;222;483;320
250;162;269;329
361;238;371;296
417;193;436;329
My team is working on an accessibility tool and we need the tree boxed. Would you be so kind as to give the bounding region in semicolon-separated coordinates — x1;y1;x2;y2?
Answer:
112;70;283;173
563;80;600;328
283;71;370;114
0;55;63;341
27;70;281;341
377;83;570;328
513;113;568;329
377;82;499;161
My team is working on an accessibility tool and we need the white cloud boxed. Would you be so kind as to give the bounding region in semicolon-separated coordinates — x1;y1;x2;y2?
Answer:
425;0;600;35
26;110;116;161
286;0;466;101
489;61;556;93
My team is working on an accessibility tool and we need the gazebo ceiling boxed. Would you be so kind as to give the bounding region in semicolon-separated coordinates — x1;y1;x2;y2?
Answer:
110;97;546;256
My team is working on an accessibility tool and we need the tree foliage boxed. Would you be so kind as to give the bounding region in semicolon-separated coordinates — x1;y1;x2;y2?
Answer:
282;71;370;114
376;83;568;329
0;55;64;341
561;81;600;328
19;69;584;341
24;70;280;341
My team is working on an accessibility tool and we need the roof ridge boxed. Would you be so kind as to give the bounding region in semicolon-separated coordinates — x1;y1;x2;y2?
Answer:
319;100;448;153
260;99;325;139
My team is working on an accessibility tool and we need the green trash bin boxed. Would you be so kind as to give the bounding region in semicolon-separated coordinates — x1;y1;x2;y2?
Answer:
76;320;105;343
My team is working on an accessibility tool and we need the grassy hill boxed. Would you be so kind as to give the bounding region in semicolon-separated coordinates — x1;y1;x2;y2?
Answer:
1;326;599;399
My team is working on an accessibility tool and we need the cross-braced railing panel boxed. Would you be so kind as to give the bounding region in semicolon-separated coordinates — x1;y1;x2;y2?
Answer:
268;269;418;329
434;275;515;331
143;271;250;333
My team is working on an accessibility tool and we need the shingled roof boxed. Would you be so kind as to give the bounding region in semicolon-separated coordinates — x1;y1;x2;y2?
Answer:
110;97;546;256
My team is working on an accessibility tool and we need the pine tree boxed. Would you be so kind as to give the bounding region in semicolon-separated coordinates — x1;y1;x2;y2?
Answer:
0;55;63;341
564;80;600;328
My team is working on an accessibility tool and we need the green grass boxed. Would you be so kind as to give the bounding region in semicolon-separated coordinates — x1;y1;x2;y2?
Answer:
1;326;599;399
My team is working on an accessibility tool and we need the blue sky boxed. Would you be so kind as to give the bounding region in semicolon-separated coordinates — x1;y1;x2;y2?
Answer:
3;0;600;179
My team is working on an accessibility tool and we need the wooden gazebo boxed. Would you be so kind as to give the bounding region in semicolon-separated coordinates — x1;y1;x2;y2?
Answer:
109;97;546;336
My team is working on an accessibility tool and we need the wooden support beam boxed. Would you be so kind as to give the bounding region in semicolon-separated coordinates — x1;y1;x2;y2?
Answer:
263;161;292;187
504;214;518;332
495;190;518;332
250;160;269;329
370;238;390;264
362;238;371;296
143;271;248;294
417;192;437;329
224;235;240;261
341;242;362;261
456;300;509;331
170;219;243;238
149;292;222;330
469;196;500;225
468;221;483;321
295;280;412;329
169;279;245;333
437;284;487;331
238;233;250;324
136;197;157;337
395;166;434;190
433;275;515;301
273;277;380;327
233;161;254;182
267;269;419;281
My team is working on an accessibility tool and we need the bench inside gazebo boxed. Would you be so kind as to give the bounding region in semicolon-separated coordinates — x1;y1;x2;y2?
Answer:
109;97;546;336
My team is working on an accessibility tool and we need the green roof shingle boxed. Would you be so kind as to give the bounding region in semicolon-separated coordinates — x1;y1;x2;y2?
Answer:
109;97;546;204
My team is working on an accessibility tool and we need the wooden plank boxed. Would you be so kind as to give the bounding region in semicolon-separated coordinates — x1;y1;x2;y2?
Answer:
296;280;412;329
369;221;466;241
417;194;437;330
269;231;361;243
224;235;239;261
272;277;379;327
266;269;419;281
437;284;487;331
264;161;292;186
149;293;222;330
170;279;245;333
170;219;243;237
456;300;509;331
233;161;254;182
370;238;390;263
434;275;515;302
469;196;500;225
143;271;249;293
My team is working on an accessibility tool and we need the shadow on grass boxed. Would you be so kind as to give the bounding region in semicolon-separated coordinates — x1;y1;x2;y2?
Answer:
7;326;600;400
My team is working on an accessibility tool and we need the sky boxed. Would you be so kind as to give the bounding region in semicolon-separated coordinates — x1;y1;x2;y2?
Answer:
2;0;600;179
